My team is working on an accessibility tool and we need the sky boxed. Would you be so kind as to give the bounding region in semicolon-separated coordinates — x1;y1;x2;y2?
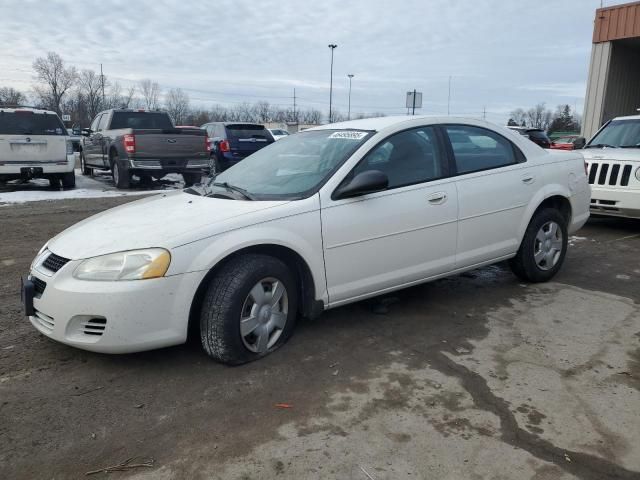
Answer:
0;0;616;123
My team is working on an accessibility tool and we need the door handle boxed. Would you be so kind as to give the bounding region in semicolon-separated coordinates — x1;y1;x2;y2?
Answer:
521;175;535;184
427;192;447;205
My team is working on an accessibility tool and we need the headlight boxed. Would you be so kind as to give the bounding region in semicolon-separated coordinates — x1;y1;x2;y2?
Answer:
73;249;171;281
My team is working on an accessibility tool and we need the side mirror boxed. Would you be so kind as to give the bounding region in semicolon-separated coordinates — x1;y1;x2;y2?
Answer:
333;170;389;200
81;128;92;137
573;137;586;149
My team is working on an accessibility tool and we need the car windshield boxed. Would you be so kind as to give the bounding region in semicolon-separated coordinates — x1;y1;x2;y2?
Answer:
0;111;67;135
587;119;640;148
206;129;373;200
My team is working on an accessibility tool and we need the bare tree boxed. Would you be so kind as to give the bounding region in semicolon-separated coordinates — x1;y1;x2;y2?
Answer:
32;52;77;114
0;87;26;106
139;79;161;110
77;69;105;121
254;101;272;123
165;88;190;125
526;103;552;130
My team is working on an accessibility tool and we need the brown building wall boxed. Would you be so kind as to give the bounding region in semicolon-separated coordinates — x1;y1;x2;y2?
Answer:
594;1;640;43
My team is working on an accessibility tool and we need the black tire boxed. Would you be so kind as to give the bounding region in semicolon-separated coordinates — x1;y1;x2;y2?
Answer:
111;153;130;189
79;151;92;176
48;176;60;188
61;171;76;189
200;254;299;365
182;172;202;187
509;208;568;283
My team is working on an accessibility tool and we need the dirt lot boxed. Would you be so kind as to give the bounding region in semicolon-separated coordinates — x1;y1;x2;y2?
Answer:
1;197;639;480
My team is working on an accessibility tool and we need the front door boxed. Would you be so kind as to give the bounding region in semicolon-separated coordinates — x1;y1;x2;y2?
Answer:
320;126;458;305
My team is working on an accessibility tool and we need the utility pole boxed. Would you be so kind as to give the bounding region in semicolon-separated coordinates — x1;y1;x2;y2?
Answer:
447;75;452;115
293;88;297;124
347;74;354;120
100;63;105;106
328;44;337;123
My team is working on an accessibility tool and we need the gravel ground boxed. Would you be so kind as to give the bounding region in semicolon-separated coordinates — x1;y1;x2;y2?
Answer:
0;197;639;480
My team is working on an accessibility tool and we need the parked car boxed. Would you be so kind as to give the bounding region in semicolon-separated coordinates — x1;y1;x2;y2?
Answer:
80;109;211;188
582;115;640;218
269;128;290;140
202;122;274;172
550;135;585;151
0;107;75;188
23;116;589;364
508;126;552;149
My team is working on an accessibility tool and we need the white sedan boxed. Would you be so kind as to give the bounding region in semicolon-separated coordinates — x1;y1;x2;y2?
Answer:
24;116;590;364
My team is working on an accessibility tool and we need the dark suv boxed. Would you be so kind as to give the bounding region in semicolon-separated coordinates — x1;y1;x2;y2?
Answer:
507;126;551;149
202;122;274;172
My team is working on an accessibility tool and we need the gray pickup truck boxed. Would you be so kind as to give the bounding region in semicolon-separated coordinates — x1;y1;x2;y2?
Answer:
79;109;210;188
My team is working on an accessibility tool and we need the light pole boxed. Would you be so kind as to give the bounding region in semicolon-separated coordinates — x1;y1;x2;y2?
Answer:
328;44;337;122
347;74;354;120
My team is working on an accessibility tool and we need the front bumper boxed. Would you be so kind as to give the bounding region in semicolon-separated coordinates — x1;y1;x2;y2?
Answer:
27;260;207;354
590;186;640;219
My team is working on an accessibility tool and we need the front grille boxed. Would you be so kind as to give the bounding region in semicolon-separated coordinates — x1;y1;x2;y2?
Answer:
586;162;633;187
42;252;70;273
33;310;55;333
32;277;46;296
82;318;107;336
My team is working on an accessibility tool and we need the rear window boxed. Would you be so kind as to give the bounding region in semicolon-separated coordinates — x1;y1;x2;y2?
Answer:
0;111;66;135
528;130;550;141
226;124;272;141
110;112;173;130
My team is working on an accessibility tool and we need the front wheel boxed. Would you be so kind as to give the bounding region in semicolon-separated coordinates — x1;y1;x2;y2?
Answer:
200;254;298;365
509;208;568;282
80;152;92;176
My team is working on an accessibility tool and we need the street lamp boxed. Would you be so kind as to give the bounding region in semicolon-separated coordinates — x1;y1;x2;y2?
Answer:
347;74;354;120
328;44;337;122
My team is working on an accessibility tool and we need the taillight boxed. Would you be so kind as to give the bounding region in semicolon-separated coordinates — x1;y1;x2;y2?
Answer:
219;139;230;153
124;134;136;154
205;135;212;153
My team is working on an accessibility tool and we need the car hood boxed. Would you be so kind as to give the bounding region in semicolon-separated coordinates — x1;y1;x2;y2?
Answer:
47;191;289;260
581;148;640;162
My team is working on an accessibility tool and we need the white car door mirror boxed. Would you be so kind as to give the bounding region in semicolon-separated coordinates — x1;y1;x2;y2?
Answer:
333;170;389;200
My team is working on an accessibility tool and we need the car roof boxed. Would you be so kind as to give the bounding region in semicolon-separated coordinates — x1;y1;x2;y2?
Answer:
0;107;57;115
611;114;640;121
309;115;509;133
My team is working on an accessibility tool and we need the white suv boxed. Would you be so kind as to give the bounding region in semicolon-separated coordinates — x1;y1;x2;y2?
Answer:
24;116;589;364
0;107;76;188
582;115;640;218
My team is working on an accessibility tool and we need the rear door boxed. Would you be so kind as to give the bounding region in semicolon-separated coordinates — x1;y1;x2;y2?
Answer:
443;124;536;267
0;110;67;165
225;124;274;161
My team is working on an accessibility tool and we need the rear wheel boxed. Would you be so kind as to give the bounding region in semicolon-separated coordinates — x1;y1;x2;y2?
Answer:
61;171;76;189
80;152;92;176
509;208;568;282
200;254;298;365
182;172;202;187
111;153;130;189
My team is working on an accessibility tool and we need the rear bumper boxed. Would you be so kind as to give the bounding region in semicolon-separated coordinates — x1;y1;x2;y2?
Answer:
0;154;75;178
128;157;208;172
590;186;640;219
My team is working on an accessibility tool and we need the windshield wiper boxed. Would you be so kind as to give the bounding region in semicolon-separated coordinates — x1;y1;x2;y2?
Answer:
585;143;617;149
212;182;255;200
619;144;640;148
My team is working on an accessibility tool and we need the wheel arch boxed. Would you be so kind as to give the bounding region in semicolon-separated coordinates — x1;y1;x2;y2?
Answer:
518;187;573;242
187;243;323;340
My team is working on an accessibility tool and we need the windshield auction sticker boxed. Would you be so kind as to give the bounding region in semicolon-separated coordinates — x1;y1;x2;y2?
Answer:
329;131;368;140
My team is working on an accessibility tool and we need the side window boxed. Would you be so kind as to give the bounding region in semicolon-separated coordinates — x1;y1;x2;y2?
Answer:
96;114;109;131
90;114;102;132
445;125;519;174
350;127;445;189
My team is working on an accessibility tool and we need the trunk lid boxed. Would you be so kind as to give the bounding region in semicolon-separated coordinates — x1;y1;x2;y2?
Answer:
225;124;274;156
0;111;67;163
